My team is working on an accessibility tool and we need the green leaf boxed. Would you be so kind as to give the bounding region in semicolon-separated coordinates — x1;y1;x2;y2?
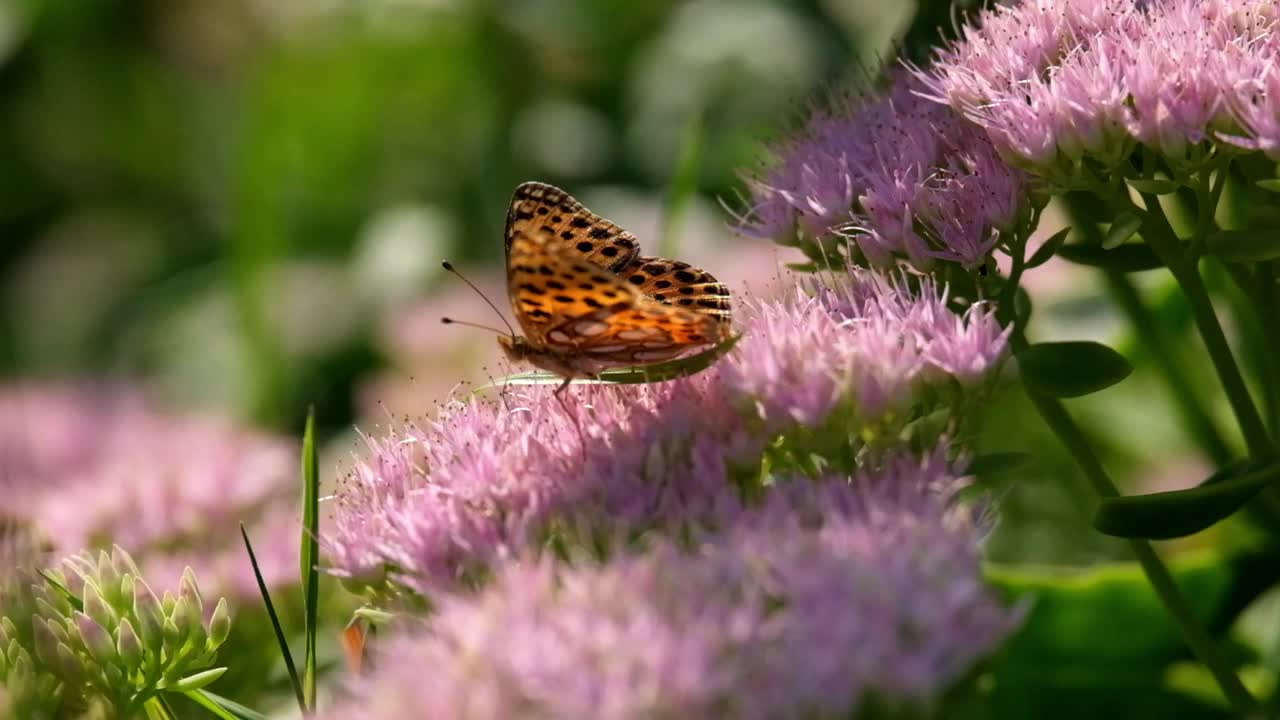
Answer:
168;667;227;691
1093;459;1280;539
480;335;740;391
1026;227;1071;269
1256;179;1280;192
1016;341;1133;398
1102;212;1143;249
1127;178;1181;195
240;524;305;713
1206;229;1280;262
984;552;1232;719
299;408;320;715
784;261;819;273
182;690;269;720
1056;243;1164;272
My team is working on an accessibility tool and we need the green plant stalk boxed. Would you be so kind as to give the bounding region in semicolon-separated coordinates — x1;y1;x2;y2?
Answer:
1013;333;1260;715
1137;190;1272;458
1062;195;1232;466
1218;260;1280;441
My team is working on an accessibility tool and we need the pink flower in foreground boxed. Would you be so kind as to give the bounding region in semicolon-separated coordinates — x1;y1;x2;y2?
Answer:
321;450;1021;720
326;375;752;597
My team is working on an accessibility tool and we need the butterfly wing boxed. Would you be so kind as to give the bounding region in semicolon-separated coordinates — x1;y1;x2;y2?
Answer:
506;229;643;345
615;255;732;328
507;231;725;367
553;299;728;366
506;182;641;272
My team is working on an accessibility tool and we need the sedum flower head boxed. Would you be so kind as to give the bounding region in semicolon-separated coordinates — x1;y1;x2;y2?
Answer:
739;72;1029;270
921;0;1280;176
0;546;231;718
326;374;753;598
320;450;1021;720
720;269;1009;436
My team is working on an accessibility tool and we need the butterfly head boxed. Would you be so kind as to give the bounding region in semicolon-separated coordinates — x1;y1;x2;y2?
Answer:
496;334;531;361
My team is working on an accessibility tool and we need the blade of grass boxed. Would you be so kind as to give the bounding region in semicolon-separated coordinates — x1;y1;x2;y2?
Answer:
37;570;82;611
240;523;306;712
299;407;321;714
183;690;269;720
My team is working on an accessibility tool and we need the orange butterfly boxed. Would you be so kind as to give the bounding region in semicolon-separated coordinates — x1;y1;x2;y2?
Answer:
492;182;732;391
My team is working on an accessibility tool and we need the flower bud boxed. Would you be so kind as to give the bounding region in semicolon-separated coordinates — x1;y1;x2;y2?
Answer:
54;641;82;681
82;583;117;631
207;598;231;649
1;546;232;715
179;567;203;610
132;577;164;647
75;611;117;666
31;619;61;668
95;550;119;593
116;617;142;670
111;545;141;578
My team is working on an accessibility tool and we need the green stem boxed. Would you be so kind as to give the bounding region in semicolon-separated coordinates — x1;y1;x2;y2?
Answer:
1138;191;1272;458
1012;333;1260;716
1062;195;1232;466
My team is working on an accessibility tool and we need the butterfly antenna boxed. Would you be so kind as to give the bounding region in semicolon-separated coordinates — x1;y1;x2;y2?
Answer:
441;261;516;336
441;317;510;335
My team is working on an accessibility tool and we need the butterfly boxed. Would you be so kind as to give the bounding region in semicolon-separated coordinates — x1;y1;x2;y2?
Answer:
497;181;733;391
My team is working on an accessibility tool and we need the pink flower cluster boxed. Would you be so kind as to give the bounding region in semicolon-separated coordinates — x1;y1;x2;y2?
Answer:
922;0;1280;168
0;384;299;600
738;73;1028;269
321;452;1021;720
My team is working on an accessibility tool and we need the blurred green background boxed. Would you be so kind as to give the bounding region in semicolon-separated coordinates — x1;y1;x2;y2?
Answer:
0;0;940;437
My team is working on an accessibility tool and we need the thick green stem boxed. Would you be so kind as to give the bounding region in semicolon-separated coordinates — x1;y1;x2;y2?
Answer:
1062;195;1233;466
1138;192;1273;458
1255;262;1280;438
1012;333;1260;716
